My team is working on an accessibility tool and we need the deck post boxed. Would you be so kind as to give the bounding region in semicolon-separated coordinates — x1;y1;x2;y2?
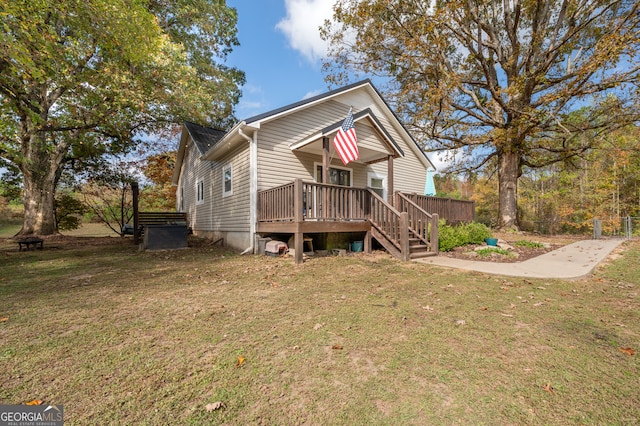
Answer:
400;212;410;261
322;137;330;184
293;178;304;264
387;155;394;204
364;229;372;253
132;181;140;244
322;137;329;219
430;213;439;254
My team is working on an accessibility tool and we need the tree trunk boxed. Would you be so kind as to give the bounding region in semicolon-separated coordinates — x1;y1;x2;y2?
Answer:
20;175;58;236
498;149;520;230
17;132;65;236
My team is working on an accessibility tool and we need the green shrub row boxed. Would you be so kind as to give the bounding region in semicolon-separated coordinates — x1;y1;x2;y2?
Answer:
438;221;492;252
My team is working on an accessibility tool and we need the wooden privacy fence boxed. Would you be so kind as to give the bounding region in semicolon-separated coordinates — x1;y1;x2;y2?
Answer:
400;193;474;224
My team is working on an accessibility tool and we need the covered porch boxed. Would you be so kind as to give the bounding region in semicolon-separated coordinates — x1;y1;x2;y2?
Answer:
258;179;455;264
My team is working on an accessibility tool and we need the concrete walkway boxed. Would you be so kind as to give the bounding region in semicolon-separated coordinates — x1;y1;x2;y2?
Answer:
416;238;626;279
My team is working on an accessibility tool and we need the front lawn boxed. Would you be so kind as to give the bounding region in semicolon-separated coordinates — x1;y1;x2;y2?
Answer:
1;237;638;424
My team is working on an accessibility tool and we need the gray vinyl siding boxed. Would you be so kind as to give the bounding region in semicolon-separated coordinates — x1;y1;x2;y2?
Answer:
209;143;250;232
177;138;211;231
256;98;427;194
257;100;347;189
178;137;250;233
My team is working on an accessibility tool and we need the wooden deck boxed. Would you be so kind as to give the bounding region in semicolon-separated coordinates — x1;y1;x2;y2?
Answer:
257;179;475;264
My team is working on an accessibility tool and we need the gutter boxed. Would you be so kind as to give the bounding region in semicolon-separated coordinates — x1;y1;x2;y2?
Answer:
238;126;257;255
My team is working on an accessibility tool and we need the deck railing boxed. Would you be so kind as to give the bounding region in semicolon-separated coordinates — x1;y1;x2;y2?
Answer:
368;189;404;252
395;193;439;253
258;180;481;262
301;181;369;221
257;181;296;222
400;193;475;224
258;180;370;222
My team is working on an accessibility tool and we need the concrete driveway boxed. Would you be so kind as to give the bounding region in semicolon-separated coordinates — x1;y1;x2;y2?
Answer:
416;238;626;280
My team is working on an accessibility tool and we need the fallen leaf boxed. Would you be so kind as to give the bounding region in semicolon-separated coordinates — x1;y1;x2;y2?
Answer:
542;383;554;394
0;317;8;322
236;356;245;367
619;347;637;356
205;401;226;412
332;344;343;350
25;399;43;405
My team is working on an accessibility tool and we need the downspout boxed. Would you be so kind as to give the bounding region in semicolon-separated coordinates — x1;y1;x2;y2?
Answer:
238;126;257;255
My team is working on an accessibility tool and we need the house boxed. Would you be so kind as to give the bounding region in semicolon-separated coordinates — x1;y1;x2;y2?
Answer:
172;80;471;263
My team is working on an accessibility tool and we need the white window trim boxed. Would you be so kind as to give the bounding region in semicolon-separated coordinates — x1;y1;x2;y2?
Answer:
313;162;354;187
222;163;233;197
367;172;387;199
196;179;204;205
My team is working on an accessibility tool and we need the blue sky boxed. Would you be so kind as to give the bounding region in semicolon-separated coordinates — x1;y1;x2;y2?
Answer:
226;0;336;119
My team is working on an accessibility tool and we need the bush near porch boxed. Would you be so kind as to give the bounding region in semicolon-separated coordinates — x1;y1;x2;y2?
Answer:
438;220;493;252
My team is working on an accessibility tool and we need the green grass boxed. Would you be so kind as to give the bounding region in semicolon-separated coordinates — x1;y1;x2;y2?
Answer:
476;247;513;257
513;240;546;249
1;237;639;425
0;221;21;238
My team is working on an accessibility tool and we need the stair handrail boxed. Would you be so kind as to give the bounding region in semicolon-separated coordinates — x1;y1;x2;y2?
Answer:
396;192;439;254
367;189;410;259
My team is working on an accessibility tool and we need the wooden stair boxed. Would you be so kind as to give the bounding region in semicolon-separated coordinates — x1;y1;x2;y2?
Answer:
408;238;437;259
367;191;438;261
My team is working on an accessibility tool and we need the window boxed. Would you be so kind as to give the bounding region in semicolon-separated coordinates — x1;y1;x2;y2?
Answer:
315;164;352;186
368;172;386;199
222;163;233;197
196;180;204;205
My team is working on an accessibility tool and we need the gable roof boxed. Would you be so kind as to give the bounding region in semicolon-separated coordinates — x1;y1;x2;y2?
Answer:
183;121;226;154
243;80;373;123
321;108;404;157
173;80;435;185
240;79;434;169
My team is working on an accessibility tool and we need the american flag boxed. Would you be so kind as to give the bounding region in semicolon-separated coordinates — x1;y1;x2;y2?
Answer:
333;109;359;165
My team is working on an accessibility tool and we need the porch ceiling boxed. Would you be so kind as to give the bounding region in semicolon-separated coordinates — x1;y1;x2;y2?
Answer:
289;108;403;165
293;136;394;164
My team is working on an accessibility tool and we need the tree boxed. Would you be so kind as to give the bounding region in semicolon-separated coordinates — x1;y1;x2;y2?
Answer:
140;151;177;210
81;160;136;237
322;0;640;229
55;191;86;232
0;0;244;236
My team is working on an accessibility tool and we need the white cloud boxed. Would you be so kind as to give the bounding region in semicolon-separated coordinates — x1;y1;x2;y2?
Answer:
302;89;323;99
276;0;335;63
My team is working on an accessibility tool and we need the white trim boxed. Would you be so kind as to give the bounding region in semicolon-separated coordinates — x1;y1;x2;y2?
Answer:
249;130;258;245
313;162;354;186
367;172;387;199
196;179;204;205
222;163;233;197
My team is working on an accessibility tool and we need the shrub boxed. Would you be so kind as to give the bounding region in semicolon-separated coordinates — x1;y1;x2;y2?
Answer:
465;222;493;244
438;221;492;252
55;192;86;231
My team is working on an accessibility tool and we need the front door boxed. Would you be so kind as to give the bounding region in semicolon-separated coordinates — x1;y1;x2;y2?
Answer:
315;164;352;186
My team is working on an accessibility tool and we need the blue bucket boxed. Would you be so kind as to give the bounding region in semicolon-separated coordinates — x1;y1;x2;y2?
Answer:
351;241;363;252
485;238;498;246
